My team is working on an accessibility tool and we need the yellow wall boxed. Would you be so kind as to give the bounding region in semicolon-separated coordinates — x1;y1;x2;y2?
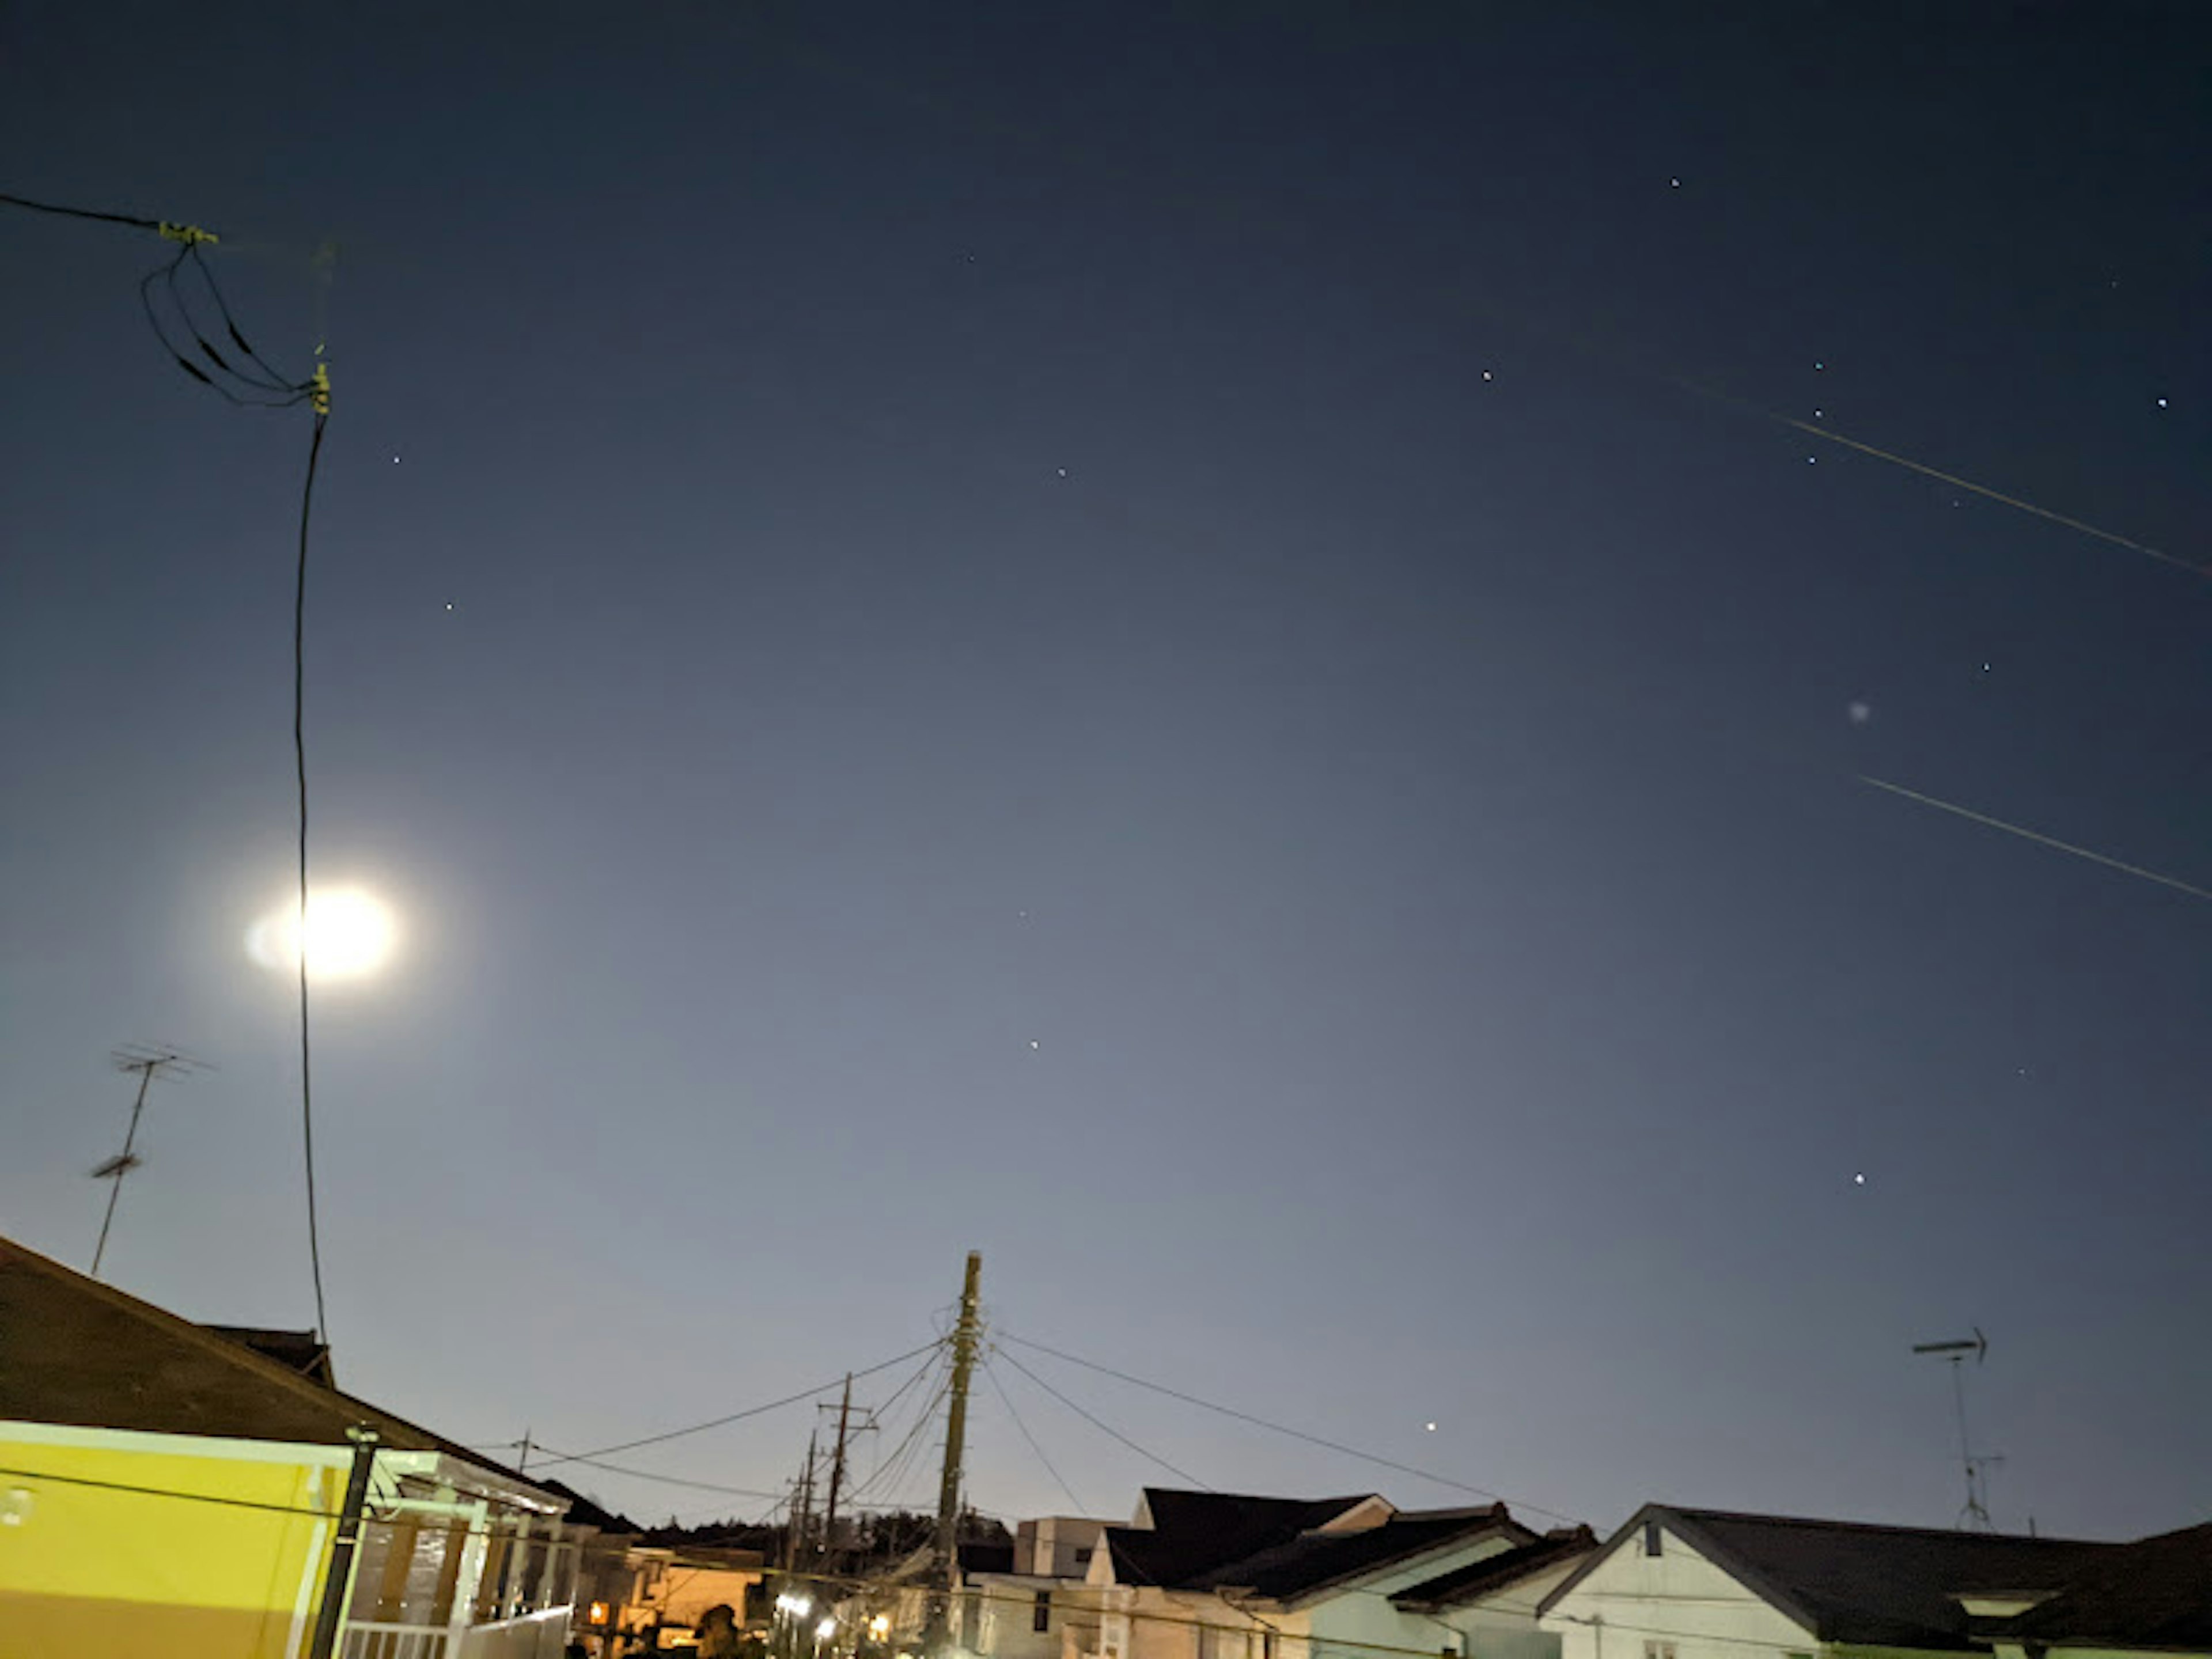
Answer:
0;1431;340;1659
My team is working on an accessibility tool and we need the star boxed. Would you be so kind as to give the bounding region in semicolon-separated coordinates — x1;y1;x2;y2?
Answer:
1481;369;1494;381
1814;360;1825;371
1813;408;1824;418
1847;700;1872;725
1669;177;1680;188
1055;467;1067;478
444;602;455;612
1424;1422;1438;1433
392;455;402;464
1853;1173;1866;1185
1807;455;1817;464
2156;396;2169;409
1028;1040;1040;1051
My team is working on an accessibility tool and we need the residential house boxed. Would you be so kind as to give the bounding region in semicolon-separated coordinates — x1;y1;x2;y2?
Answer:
1989;1518;2212;1659
959;1518;1116;1659
1392;1527;1599;1659
0;1232;586;1659
1536;1505;2127;1659
1081;1488;1569;1659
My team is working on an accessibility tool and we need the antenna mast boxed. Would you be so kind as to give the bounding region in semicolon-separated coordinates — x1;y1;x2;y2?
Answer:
1913;1328;1996;1529
90;1045;208;1278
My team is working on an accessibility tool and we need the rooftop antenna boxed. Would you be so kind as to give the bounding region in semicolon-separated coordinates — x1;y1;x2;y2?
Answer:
89;1044;210;1278
1912;1328;1996;1531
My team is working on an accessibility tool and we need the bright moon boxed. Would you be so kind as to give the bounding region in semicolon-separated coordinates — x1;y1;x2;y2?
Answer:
247;888;399;981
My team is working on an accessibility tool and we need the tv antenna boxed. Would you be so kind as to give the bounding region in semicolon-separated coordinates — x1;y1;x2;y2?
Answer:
1912;1328;1998;1531
89;1044;210;1278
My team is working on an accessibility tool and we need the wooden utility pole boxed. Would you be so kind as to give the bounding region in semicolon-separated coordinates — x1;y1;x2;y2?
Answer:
927;1251;983;1656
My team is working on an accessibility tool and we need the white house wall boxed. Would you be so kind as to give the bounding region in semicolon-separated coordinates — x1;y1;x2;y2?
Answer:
1305;1536;1520;1659
1541;1528;1815;1659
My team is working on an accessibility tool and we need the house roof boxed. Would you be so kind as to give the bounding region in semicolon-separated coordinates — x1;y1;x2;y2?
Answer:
1541;1505;2119;1651
960;1541;1017;1576
1392;1527;1599;1611
1192;1507;1536;1605
202;1325;336;1387
0;1232;544;1498
535;1476;641;1536
1103;1489;1384;1588
1997;1519;2212;1649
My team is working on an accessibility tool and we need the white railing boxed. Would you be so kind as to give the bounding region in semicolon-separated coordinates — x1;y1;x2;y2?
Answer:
341;1607;571;1659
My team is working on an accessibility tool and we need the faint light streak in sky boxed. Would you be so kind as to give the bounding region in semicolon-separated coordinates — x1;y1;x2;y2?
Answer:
1858;775;2212;904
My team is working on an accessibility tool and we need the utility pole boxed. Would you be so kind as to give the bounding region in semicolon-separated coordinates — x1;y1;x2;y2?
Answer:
793;1432;819;1570
90;1046;206;1278
821;1375;854;1571
306;1426;380;1659
927;1251;983;1658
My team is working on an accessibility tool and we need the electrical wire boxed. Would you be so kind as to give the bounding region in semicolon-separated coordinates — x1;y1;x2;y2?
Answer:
846;1357;953;1506
990;1345;1211;1490
532;1339;948;1468
0;190;162;230
523;1445;786;1501
1001;1333;1577;1527
843;1351;948;1502
294;410;331;1344
982;1351;1085;1513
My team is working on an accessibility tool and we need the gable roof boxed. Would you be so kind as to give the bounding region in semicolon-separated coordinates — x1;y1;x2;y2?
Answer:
1192;1507;1535;1606
1541;1506;2119;1651
1997;1519;2212;1649
1104;1489;1384;1588
0;1233;540;1495
1393;1527;1599;1611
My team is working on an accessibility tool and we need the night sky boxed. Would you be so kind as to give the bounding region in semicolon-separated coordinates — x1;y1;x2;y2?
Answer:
3;3;2207;1543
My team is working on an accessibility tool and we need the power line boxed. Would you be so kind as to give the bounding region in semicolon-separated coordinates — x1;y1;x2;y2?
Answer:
532;1340;946;1467
847;1356;952;1506
990;1345;1210;1491
1001;1333;1577;1527
982;1351;1085;1514
294;410;331;1343
525;1445;786;1501
0;189;161;231
1859;775;2212;904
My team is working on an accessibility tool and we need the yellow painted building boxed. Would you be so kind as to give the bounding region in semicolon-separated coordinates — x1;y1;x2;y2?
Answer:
0;1234;582;1658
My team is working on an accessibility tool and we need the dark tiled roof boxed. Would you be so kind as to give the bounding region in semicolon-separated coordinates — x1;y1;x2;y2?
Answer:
1393;1527;1598;1610
1105;1490;1382;1588
1999;1520;2212;1648
1194;1508;1532;1604
1543;1506;2119;1651
0;1233;542;1498
536;1477;641;1536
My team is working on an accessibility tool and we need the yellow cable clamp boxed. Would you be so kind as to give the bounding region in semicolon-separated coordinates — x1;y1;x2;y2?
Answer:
309;362;331;416
157;221;220;247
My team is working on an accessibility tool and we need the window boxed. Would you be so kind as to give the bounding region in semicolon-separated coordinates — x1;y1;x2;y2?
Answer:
1643;1521;1664;1557
1642;1644;1676;1659
1034;1591;1052;1634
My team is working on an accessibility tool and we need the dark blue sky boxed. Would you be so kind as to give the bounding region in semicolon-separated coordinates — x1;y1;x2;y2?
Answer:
3;2;2206;1541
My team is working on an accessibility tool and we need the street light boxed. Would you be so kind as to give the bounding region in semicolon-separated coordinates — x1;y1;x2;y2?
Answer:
817;1619;839;1641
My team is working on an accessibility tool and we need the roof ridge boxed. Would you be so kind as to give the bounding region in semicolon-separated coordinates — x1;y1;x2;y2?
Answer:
1663;1505;2111;1547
